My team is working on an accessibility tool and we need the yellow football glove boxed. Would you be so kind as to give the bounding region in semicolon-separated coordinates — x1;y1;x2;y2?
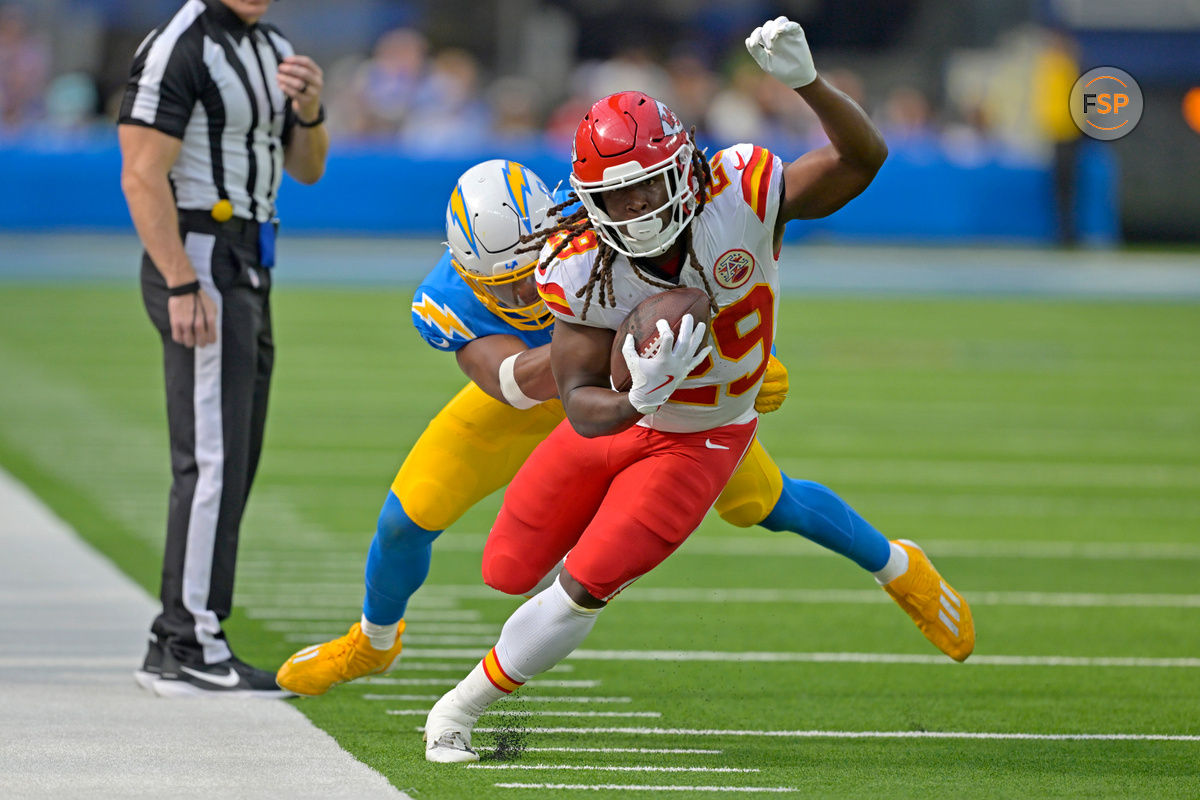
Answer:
754;354;789;413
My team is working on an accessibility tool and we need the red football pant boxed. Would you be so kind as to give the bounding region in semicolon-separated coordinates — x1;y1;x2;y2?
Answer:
483;418;757;601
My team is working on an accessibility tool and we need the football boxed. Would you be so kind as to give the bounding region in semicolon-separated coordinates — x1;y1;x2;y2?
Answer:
610;287;713;392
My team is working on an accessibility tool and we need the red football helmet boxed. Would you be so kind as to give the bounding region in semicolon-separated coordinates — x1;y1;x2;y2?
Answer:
569;91;698;258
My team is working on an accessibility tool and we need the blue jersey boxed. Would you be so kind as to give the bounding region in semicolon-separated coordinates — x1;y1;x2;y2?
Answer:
411;250;554;353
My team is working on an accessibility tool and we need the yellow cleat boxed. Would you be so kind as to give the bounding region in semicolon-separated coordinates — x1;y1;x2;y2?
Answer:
276;620;405;696
882;540;974;662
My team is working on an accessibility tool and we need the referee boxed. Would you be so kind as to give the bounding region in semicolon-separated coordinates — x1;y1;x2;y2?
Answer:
118;0;328;697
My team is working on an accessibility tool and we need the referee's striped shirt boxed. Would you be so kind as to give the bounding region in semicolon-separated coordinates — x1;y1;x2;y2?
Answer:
119;0;298;223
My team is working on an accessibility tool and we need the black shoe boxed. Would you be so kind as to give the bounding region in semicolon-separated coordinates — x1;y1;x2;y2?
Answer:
133;636;164;691
153;648;294;699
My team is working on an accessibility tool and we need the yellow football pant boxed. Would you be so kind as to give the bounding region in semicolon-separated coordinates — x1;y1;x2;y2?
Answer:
392;382;784;533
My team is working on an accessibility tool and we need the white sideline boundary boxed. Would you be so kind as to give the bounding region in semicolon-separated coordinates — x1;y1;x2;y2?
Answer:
0;468;409;800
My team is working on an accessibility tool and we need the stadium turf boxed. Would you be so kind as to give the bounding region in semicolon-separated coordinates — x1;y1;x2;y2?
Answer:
0;284;1197;798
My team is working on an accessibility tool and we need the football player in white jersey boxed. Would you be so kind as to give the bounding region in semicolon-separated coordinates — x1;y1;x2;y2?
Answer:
420;17;973;762
279;166;973;700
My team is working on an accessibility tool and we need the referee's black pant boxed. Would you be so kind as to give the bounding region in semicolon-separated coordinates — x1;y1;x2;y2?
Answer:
141;211;274;665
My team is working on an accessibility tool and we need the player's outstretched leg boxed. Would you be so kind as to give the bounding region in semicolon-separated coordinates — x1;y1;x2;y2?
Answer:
277;492;436;695
757;473;892;571
758;473;973;660
876;539;975;661
426;578;600;763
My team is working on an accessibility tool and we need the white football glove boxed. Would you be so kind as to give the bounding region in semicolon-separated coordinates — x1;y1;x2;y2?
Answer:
745;16;817;89
623;315;712;416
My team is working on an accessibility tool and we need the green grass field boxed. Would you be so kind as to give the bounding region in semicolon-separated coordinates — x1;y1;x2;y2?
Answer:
1;283;1198;798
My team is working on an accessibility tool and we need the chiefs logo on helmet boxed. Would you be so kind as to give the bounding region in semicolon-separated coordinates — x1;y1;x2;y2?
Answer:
656;100;684;136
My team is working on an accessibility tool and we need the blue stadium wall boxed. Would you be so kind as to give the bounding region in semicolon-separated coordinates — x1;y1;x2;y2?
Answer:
1;135;1117;243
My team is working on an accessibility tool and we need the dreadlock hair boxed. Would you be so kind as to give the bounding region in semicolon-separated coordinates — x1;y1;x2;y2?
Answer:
517;128;719;321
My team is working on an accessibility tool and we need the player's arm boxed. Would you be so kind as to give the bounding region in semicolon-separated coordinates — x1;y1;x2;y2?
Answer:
551;320;642;438
746;17;887;241
118;124;218;348
778;77;887;227
278;55;329;184
456;336;556;408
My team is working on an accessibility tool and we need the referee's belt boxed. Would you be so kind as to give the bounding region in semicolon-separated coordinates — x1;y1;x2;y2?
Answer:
177;208;260;243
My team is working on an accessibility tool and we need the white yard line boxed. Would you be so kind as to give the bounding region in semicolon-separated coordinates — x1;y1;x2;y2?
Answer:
235;595;367;607
404;648;1200;668
266;623;496;633
402;634;503;644
751;458;1200;490
411;585;1200;607
678;538;1200;561
376;661;480;670
0;468;406;799
245;607;482;621
364;693;630;703
403;612;485;622
384;661;575;673
493;783;795;793
247;534;1200;561
477;727;1200;742
471;764;758;773
283;632;500;645
387;624;505;633
249;580;386;592
268;622;498;634
480;747;723;755
364;677;598;688
394;709;661;718
569;651;1200;668
236;595;462;608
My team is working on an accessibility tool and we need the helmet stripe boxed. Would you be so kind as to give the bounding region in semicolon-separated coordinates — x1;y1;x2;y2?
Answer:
502;161;533;233
448;184;478;253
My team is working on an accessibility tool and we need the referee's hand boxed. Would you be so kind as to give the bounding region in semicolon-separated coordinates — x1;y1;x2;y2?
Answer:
277;55;323;123
168;289;219;348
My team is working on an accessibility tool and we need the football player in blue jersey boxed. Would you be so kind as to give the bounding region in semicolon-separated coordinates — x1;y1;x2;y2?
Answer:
276;159;972;696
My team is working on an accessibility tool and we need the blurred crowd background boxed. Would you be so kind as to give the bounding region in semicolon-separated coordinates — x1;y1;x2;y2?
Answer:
2;0;1198;242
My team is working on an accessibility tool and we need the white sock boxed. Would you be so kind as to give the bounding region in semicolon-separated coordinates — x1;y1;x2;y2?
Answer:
451;660;510;718
498;579;601;677
872;541;910;585
524;557;567;598
360;614;398;651
454;579;601;714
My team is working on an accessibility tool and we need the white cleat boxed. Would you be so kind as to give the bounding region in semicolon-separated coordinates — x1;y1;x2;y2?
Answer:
424;730;479;763
424;690;481;763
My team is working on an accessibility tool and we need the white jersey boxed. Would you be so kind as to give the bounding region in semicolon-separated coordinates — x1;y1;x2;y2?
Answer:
536;144;784;433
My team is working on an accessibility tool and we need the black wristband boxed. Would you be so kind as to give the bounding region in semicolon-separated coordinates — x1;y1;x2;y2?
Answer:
295;104;325;128
168;280;201;297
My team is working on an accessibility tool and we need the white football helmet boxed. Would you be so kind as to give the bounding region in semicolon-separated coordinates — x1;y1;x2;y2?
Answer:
446;159;556;330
